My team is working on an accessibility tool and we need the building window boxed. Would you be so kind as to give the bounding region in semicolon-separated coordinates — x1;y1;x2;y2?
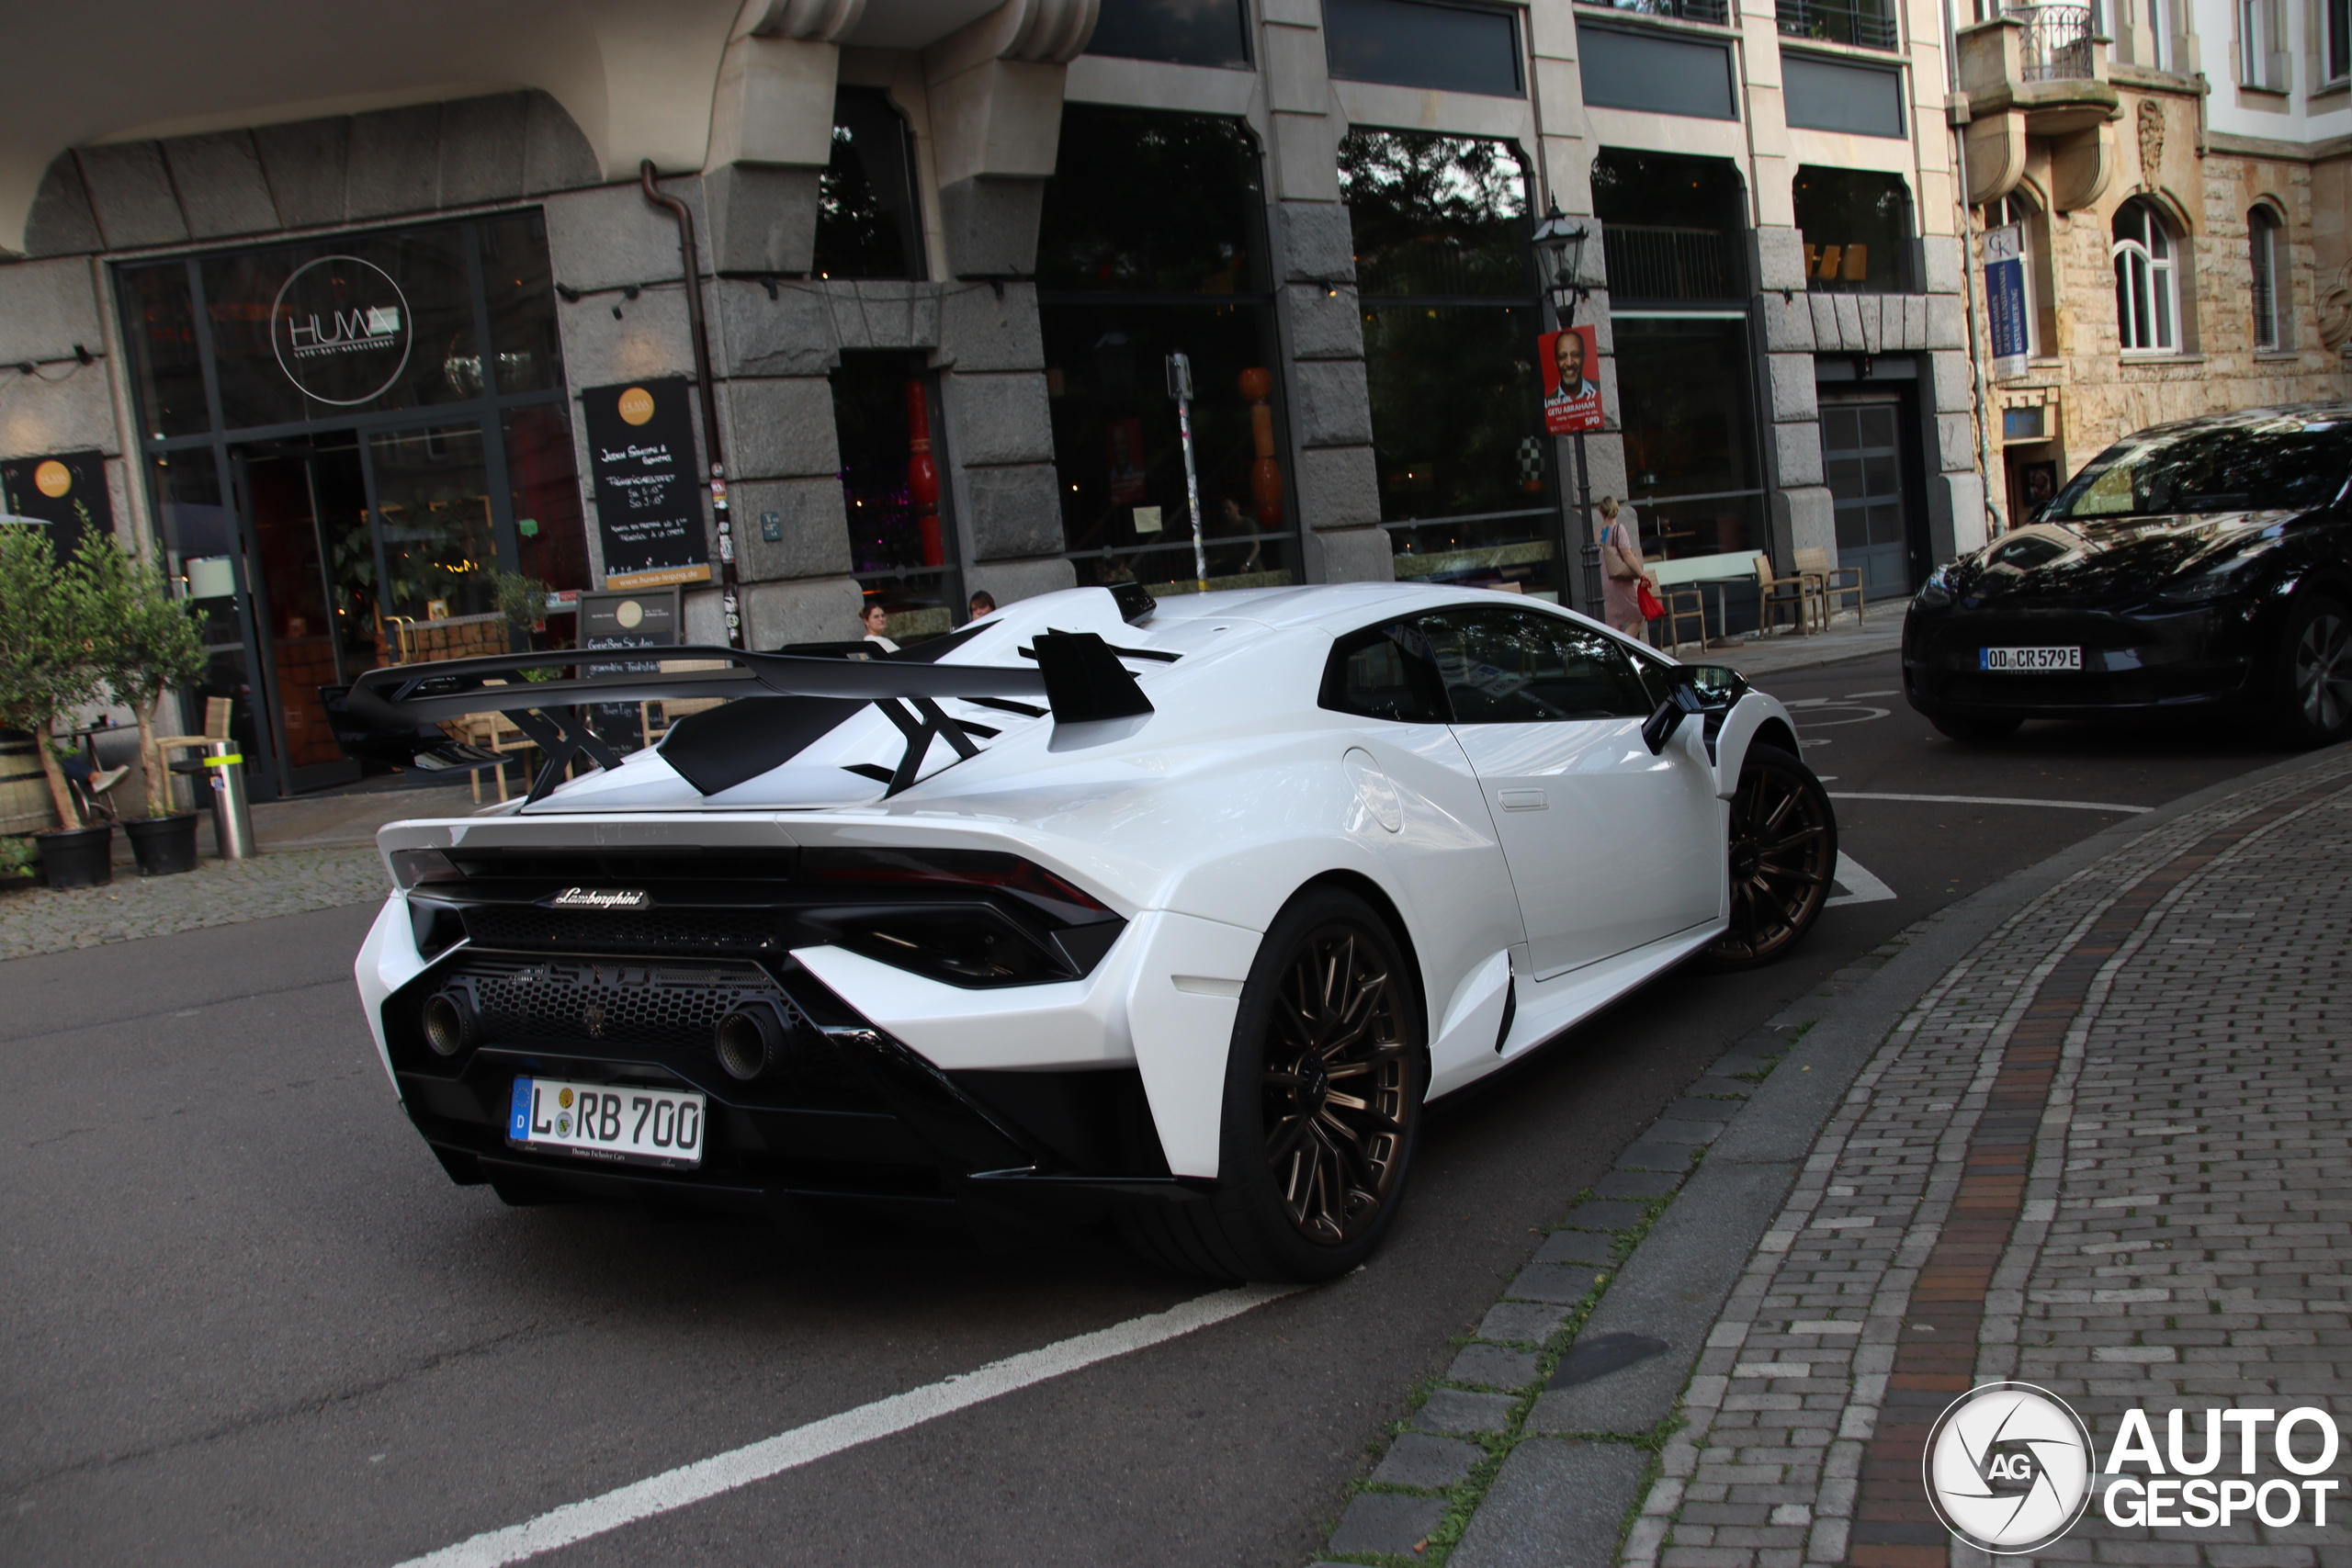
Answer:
1086;0;1251;68
1036;107;1293;596
1775;0;1896;49
1984;192;2056;359
2112;199;2182;353
2239;0;2288;86
1340;130;1555;591
2249;207;2287;350
1593;150;1748;301
2329;0;2351;82
1794;168;1914;292
1587;0;1732;24
812;88;924;281
831;353;958;643
1324;0;1524;96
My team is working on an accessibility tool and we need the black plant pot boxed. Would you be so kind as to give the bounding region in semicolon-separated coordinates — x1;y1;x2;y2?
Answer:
124;811;201;876
35;822;113;888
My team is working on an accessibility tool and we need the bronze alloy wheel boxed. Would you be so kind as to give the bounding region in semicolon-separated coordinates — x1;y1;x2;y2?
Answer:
1706;744;1837;967
1257;921;1413;1247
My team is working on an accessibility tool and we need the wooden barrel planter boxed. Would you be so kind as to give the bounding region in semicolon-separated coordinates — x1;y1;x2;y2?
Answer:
0;730;59;837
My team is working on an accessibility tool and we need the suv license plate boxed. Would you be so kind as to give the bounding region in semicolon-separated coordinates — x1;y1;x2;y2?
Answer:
1980;646;2081;671
508;1077;705;1168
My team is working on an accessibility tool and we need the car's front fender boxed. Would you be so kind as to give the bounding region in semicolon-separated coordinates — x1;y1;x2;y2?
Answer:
1709;690;1804;798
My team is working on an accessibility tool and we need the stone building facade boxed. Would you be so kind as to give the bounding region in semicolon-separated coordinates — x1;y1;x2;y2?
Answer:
1954;0;2352;523
0;0;2007;795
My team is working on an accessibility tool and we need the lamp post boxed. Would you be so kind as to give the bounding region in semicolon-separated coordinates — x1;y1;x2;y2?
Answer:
1531;204;1601;619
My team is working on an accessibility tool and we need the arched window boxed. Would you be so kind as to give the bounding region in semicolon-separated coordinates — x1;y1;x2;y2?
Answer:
2249;206;2286;350
2112;199;2181;353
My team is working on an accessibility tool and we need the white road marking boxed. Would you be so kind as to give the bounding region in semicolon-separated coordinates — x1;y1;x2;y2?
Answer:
1826;852;1895;907
1842;690;1899;698
393;1285;1295;1568
1828;792;2150;814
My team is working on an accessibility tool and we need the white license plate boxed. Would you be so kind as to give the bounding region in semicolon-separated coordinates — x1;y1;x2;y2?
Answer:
1979;646;2082;671
508;1077;706;1169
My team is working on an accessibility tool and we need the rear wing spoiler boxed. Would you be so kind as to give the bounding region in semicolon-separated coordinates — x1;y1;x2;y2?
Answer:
321;634;1154;805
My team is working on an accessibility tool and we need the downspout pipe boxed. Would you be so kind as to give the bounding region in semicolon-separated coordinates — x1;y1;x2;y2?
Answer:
640;160;742;649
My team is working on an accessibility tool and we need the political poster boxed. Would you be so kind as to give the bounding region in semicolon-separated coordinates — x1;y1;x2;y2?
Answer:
1540;325;1603;435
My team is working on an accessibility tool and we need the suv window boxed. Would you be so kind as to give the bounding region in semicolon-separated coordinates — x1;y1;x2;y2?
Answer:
1320;619;1450;723
1416;606;1655;723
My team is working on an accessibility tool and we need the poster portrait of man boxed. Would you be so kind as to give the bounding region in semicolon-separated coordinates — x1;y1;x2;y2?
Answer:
1540;326;1603;434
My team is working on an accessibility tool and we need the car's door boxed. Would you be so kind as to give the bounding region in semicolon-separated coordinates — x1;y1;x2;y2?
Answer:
1417;604;1721;978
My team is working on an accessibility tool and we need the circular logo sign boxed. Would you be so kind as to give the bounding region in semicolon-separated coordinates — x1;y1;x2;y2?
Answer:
270;255;413;406
33;459;72;498
616;386;656;426
616;599;645;629
1924;1382;2094;1554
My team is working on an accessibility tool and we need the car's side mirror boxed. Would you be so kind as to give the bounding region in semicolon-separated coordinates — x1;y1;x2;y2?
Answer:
1642;681;1708;754
1679;664;1749;708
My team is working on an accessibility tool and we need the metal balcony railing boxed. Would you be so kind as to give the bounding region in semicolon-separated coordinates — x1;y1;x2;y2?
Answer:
2007;3;2097;78
1577;0;1733;25
1602;224;1743;300
1776;0;1900;48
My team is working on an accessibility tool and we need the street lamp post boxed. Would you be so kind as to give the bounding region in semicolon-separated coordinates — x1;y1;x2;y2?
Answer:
1531;204;1602;620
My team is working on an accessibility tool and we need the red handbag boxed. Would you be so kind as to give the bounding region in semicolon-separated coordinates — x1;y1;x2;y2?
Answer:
1636;580;1666;622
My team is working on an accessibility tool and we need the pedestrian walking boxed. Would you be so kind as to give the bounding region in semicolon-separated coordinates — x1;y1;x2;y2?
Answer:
1595;497;1656;637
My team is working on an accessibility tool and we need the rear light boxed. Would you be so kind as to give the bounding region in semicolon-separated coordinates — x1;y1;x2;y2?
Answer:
390;848;463;890
838;908;1068;987
803;848;1110;916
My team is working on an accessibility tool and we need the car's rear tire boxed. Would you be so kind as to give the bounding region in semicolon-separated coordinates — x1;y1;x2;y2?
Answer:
1120;887;1425;1282
1702;744;1838;970
1927;710;2022;743
2273;593;2352;749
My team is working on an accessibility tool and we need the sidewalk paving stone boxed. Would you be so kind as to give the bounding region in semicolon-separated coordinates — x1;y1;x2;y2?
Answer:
1313;744;2352;1568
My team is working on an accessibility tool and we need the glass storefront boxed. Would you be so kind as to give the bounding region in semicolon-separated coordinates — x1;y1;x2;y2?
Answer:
1594;150;1766;563
831;352;960;643
117;212;582;796
1037;106;1295;596
1793;167;1913;293
1341;129;1557;593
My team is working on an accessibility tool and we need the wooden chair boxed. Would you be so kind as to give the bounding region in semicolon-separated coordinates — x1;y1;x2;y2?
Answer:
1793;547;1865;626
154;696;233;808
1758;556;1816;636
1659;585;1710;652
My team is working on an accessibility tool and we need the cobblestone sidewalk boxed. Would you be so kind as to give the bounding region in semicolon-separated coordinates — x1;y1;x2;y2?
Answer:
0;846;390;960
1626;748;2352;1568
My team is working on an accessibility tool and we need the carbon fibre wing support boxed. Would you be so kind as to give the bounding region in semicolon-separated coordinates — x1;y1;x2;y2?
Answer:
329;636;1150;801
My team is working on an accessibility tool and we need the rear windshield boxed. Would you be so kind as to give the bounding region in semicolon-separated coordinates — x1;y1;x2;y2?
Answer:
2044;417;2352;521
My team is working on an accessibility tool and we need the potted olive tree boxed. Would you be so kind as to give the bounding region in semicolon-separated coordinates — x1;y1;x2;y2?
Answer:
82;537;209;875
0;525;110;886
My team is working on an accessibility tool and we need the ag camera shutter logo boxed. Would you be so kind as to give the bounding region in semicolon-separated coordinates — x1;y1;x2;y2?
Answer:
1923;1382;2094;1553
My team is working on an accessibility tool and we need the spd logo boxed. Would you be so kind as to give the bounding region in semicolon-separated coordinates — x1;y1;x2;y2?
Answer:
1923;1382;2094;1553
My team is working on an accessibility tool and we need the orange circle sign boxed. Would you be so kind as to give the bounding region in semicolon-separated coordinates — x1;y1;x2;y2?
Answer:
616;387;655;426
33;460;72;498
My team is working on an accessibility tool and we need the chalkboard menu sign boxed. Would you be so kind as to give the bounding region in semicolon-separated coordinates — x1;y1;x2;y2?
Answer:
0;450;112;562
582;379;711;591
578;586;682;750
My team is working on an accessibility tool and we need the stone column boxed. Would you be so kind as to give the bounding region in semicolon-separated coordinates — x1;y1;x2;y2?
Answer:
1261;0;1388;583
921;0;1097;606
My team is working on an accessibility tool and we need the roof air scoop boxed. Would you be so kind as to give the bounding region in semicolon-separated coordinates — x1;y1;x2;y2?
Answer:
1032;631;1156;723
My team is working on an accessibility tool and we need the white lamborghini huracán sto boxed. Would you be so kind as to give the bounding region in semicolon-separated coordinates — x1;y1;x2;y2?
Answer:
334;582;1834;1280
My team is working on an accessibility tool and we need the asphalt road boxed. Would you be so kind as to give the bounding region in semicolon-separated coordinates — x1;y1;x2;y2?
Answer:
0;649;2301;1568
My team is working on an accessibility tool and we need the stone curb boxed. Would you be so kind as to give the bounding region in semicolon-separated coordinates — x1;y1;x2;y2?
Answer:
1308;739;2350;1568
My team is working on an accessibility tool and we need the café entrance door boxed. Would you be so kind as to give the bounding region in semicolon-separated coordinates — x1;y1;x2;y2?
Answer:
232;423;510;795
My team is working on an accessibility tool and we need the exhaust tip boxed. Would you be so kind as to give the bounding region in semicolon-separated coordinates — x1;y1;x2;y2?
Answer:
715;1005;783;1082
421;988;477;1058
